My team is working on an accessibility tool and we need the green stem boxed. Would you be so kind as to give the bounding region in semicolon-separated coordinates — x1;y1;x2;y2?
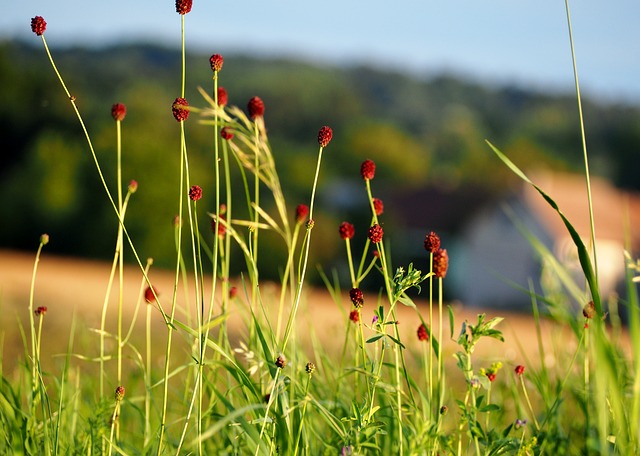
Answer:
116;118;124;387
281;144;325;353
293;374;312;456
564;0;598;286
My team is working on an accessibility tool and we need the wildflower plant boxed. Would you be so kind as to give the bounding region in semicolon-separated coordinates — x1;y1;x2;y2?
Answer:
7;3;640;455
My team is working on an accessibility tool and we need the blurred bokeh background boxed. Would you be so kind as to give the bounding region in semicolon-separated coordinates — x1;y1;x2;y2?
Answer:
2;1;639;309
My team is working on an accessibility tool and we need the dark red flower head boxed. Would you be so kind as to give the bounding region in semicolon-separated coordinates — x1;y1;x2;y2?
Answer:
115;385;125;401
229;286;238;299
175;0;193;15
247;96;265;119
367;224;384;244
144;286;158;303
220;126;234;140
360;159;376;180
339;222;355;240
35;306;48;316
189;185;202;201
295;204;309;224
217;86;228;107
128;180;138;193
318;126;333;147
372;198;384;216
172;97;189;122
275;354;287;369
111;103;126;122
424;231;441;253
417;323;429;341
209;54;224;72
515;365;525;376
349;309;360;323
432;248;448;278
31;16;47;36
349;288;364;308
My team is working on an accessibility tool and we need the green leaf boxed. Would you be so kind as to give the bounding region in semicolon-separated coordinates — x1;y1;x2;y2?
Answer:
386;333;406;349
479;403;501;413
366;334;385;344
448;305;455;339
486;140;601;312
397;294;417;309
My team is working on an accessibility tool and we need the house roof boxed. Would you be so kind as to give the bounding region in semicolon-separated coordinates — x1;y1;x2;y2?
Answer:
522;170;640;251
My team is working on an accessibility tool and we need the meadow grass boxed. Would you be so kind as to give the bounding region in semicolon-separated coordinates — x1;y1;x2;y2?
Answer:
2;4;639;455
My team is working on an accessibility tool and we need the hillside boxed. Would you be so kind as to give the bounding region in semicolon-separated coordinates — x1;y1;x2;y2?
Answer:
1;41;640;274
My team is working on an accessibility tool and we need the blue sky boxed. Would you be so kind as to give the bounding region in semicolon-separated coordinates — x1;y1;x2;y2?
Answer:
4;1;639;103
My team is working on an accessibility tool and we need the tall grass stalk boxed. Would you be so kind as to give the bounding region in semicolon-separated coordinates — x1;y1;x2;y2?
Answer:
564;0;598;283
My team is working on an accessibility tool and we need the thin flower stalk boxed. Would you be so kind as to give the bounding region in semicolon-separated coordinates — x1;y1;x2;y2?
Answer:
293;366;315;455
99;185;135;397
116;108;124;386
515;367;540;431
363;173;410;452
281;129;330;353
159;12;191;452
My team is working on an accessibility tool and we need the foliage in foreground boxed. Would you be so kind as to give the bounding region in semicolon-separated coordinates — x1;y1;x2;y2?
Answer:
2;6;640;456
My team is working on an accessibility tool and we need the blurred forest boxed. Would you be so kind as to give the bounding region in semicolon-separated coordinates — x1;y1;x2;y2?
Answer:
2;40;640;280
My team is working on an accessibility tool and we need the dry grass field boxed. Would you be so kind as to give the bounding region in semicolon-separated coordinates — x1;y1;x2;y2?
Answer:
0;248;572;379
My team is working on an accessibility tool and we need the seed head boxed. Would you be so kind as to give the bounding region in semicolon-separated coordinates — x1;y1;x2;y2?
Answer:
229;286;238;299
220;126;234;140
349;288;364;308
172;97;189;122
424;231;441;253
35;306;48;316
295;204;309;224
360;159;376;180
31;16;47;36
417;323;429;341
582;301;596;319
349;309;360;323
338;222;355;240
209;53;224;72
317;126;333;147
372;198;384;216
367;224;384;244
111;103;126;122
217;87;228;107
40;233;50;245
305;362;316;374
175;0;193;15
247;96;265;119
514;365;525;376
432;248;448;278
306;219;315;230
144;286;158;304
128;180;138;194
115;385;125;402
440;405;448;415
275;354;287;369
189;185;202;201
